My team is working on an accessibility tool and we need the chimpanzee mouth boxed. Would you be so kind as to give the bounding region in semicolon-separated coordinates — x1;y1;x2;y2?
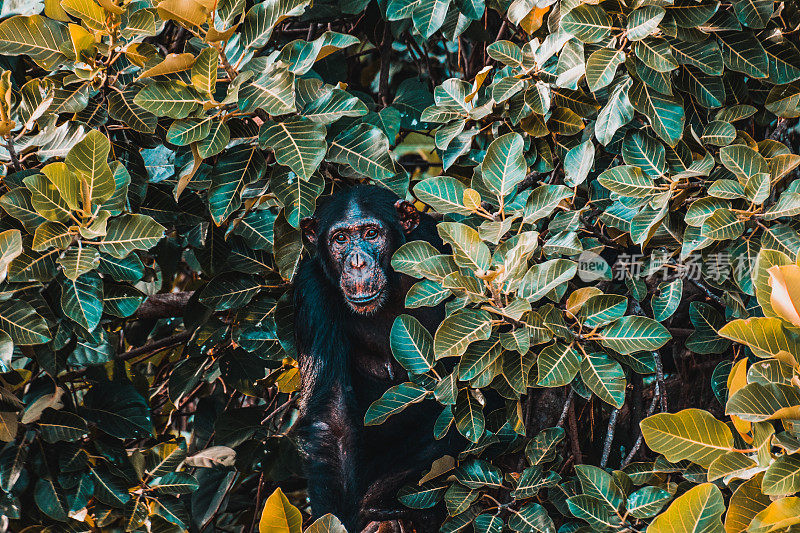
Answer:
347;292;381;304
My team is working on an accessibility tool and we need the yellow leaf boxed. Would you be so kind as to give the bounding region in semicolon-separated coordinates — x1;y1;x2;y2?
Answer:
748;496;800;533
61;0;107;32
46;0;71;20
521;6;549;34
138;53;196;79
276;367;300;393
259;488;303;533
768;264;800;328
566;287;603;316
157;0;208;28
462;188;482;211
96;0;125;14
728;358;751;441
69;23;95;59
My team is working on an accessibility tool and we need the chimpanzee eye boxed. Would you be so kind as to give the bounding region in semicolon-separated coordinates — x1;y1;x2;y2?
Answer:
364;228;378;240
334;233;347;243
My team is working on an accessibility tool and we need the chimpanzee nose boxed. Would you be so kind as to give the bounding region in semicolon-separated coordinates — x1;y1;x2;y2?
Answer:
349;251;366;270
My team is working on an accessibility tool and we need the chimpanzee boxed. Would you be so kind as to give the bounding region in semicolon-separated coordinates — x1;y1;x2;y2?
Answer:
293;185;457;532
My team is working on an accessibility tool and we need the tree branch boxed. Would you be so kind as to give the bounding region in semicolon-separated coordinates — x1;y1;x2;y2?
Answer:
136;291;195;319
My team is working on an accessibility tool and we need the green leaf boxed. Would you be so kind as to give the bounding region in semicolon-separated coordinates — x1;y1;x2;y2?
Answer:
270;169;324;229
34;478;67;522
437;222;491;272
487;40;523;67
365;382;429;425
454;388;485;442
597;165;655;197
239;68;296;114
701;121;736;146
397;481;448;510
575;464;623;510
208;145;267;225
508;502;554;532
0;299;51;345
600;315;672;355
191;46;218;95
151;472;200;494
700;208;745;240
726;382;800;422
537;342;580;387
580;352;625;408
567;495;622;530
41;162;80;211
732;0;773;29
480;132;526;199
0;15;69;69
241;0;310;49
108;83;158;134
652;279;682;322
717;31;768;78
622;130;666;178
23;173;72;223
434;308;492;359
561;4;612;43
134;81;199;119
98;214;165;258
766;83;800;118
200;273;261;311
60;271;103;331
640;409;733;467
668;37;723;75
166;117;212;146
260;117;326;180
578;294;627;328
65;129;116;206
596;77;634;145
414;176;473;215
630;80;685;146
38;408;88;443
586;48;625;92
627;6;665;41
412;0;448;38
636;37;678;72
33;221;73;251
58;245;99;280
648;483;724;533
627;486;671;519
390;314;434;375
327;124;396;180
519;259;576;303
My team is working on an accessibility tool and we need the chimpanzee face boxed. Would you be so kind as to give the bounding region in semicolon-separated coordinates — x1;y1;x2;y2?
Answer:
326;213;390;314
301;192;420;316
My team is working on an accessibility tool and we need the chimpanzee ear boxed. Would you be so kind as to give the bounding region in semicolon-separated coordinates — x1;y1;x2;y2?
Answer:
395;200;420;234
300;216;318;244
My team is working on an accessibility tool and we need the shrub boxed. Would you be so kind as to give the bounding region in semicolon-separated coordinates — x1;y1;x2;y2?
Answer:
0;0;799;530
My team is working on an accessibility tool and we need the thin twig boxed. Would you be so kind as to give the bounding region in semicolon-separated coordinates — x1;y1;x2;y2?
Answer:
567;401;582;465
601;409;619;468
654;351;667;413
557;388;574;428
622;383;661;467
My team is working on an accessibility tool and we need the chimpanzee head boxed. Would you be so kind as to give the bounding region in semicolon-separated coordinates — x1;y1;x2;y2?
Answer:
300;186;420;315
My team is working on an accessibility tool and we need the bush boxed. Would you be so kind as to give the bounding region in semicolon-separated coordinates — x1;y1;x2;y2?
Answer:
0;0;800;530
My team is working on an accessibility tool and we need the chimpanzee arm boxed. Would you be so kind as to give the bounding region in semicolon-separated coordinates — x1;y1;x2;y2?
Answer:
293;260;361;530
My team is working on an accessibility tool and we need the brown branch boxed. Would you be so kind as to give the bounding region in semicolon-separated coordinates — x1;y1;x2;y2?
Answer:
60;331;193;382
135;291;195;319
567;401;582;465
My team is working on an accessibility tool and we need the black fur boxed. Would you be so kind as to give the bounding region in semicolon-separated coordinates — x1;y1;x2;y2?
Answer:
293;186;456;532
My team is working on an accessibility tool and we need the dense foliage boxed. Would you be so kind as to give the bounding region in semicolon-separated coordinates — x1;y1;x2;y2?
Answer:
0;0;800;530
